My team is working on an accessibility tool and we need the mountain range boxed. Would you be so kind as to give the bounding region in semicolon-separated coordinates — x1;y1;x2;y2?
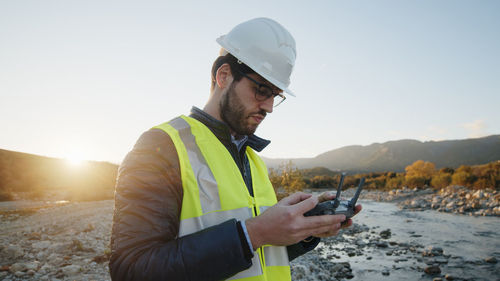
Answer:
263;135;500;173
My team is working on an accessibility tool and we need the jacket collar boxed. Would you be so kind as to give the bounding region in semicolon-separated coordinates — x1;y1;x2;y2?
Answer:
189;106;270;152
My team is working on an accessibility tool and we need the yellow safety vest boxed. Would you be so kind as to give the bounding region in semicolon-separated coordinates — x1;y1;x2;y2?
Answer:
154;115;291;281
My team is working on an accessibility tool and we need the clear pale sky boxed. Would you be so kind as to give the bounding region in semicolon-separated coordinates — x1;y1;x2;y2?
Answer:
1;0;499;164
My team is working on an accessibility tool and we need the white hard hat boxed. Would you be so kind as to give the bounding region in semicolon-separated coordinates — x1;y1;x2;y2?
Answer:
216;17;297;96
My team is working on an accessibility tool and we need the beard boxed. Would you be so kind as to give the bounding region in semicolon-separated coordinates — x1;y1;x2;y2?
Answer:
220;83;266;136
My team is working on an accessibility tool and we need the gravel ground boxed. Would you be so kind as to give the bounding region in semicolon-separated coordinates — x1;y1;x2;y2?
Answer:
0;200;112;281
0;186;498;280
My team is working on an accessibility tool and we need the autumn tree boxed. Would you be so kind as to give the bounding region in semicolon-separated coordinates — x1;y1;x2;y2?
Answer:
385;175;405;189
310;175;335;189
405;160;436;188
431;173;452;189
268;161;306;199
451;165;476;187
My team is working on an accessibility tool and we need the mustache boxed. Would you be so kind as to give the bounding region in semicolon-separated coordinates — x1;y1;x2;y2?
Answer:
250;110;267;118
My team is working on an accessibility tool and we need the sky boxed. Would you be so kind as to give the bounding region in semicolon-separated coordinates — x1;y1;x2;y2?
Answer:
1;0;499;165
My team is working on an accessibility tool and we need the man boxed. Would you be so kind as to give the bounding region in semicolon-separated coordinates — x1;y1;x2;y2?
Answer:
110;18;361;281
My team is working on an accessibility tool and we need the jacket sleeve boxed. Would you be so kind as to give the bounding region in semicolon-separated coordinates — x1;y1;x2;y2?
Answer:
287;238;320;262
109;129;252;281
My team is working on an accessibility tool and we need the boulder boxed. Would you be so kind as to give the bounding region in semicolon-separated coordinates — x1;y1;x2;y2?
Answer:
422;246;443;257
380;229;391;239
485;256;497;263
424;265;441;275
376;241;389;248
410;200;421;208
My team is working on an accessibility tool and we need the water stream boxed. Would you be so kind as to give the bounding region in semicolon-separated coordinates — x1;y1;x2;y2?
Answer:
329;200;500;280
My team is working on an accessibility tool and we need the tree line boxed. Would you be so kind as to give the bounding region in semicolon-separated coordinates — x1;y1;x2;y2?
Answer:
269;160;500;198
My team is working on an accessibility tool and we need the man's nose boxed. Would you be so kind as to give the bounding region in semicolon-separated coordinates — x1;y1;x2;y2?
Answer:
259;97;274;114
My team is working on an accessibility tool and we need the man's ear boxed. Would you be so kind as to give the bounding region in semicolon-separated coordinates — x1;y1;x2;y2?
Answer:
215;63;233;89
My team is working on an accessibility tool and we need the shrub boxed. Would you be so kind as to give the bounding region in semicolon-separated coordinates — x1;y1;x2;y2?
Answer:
431;173;452;189
451;171;476;186
386;176;404;189
405;176;426;188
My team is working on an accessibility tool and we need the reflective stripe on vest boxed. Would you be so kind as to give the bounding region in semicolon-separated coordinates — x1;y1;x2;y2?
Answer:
154;116;291;281
168;117;222;214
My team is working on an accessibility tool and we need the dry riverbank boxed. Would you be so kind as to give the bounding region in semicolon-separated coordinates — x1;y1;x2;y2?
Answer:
0;186;498;280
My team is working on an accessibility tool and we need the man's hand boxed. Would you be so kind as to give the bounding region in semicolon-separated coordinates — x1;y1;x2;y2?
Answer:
313;191;363;238
245;192;347;250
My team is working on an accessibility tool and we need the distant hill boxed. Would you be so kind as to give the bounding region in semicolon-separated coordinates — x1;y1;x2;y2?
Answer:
263;135;500;173
0;149;118;201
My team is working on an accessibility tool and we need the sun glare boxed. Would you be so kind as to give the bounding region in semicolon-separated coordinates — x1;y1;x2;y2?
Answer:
65;152;86;166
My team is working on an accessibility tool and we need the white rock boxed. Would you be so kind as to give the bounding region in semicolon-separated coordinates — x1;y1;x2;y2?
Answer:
10;262;27;272
446;202;456;209
36;250;49;260
473;190;484;199
48;254;63;266
4;244;24;259
47;253;59;260
62;265;81;276
48;242;69;252
25;261;40;271
39;263;54;274
32;241;51;250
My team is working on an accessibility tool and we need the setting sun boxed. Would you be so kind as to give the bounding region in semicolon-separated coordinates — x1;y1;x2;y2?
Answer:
65;151;86;166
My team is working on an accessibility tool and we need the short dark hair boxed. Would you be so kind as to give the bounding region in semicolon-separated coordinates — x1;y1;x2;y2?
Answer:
210;52;255;90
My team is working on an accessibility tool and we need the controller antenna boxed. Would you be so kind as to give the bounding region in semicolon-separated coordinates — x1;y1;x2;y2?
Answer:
349;177;365;207
333;173;346;208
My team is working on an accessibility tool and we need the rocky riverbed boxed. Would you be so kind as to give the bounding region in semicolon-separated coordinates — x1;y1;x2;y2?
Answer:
290;203;499;281
0;186;499;281
358;185;500;217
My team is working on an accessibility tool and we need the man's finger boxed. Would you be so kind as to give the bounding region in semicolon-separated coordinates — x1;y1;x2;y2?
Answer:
353;204;362;216
317;191;335;203
291;195;318;215
279;192;312;206
304;214;346;229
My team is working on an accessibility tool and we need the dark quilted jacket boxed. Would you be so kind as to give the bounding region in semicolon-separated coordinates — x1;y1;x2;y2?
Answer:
109;107;319;281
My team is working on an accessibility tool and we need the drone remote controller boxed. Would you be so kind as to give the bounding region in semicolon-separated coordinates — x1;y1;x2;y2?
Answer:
304;173;365;221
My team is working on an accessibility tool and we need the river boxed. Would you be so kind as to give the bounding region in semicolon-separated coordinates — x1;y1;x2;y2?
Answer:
323;200;500;281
